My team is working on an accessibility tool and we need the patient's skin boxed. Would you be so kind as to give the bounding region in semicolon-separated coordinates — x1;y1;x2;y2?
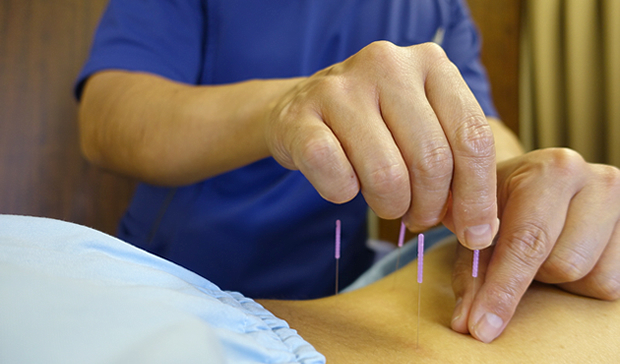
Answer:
259;239;620;363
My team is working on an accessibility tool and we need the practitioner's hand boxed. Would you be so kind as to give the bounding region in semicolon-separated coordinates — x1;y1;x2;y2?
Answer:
265;41;499;248
451;148;620;343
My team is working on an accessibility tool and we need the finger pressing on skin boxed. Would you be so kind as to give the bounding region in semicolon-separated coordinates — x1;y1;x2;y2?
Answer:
421;43;498;250
467;149;611;342
558;219;620;300
466;199;567;343
451;244;492;334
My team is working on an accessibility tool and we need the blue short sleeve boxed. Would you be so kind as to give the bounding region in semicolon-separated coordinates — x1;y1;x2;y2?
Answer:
75;0;205;99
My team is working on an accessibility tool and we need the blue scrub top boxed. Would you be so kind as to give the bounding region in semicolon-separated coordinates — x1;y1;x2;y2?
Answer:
76;0;497;299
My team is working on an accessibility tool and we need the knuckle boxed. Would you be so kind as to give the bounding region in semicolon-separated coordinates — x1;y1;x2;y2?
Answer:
483;283;522;318
313;75;347;100
296;135;359;204
408;144;452;227
504;148;585;192
503;223;551;268
359;41;405;77
365;162;408;198
540;148;586;179
452;115;495;160
592;273;620;301
541;249;592;283
414;142;454;180
547;147;584;165
297;134;340;169
415;42;449;63
597;164;620;191
363;40;399;60
416;42;456;78
363;162;409;219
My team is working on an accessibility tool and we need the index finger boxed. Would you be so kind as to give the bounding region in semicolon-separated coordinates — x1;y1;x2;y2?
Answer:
466;182;571;342
422;44;498;249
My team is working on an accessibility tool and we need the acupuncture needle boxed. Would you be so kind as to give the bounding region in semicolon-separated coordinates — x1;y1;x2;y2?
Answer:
335;219;341;295
472;249;480;292
416;233;424;349
395;220;406;272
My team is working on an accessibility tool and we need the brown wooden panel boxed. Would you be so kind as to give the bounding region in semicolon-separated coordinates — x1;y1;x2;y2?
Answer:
0;0;136;235
467;0;522;135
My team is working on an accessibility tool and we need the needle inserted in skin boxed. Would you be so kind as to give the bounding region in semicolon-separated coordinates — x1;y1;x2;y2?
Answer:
417;233;424;349
335;219;341;295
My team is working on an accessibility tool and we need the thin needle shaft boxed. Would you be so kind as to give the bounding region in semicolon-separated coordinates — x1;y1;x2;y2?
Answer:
335;259;339;295
417;282;422;348
395;221;406;271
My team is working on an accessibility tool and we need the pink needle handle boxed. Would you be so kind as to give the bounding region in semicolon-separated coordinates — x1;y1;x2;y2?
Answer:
417;233;424;283
398;221;406;248
335;219;341;259
472;249;480;278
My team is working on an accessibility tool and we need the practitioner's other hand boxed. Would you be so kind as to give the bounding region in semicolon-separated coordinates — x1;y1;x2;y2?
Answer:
451;148;620;343
265;40;499;249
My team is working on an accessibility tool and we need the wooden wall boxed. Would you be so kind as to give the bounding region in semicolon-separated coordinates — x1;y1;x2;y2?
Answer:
0;0;135;235
468;0;522;135
0;0;520;239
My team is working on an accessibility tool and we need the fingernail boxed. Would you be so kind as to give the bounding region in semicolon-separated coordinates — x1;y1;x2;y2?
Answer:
473;312;503;343
465;224;493;249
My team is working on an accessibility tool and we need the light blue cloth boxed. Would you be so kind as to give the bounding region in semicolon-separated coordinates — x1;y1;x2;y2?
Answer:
0;215;325;364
